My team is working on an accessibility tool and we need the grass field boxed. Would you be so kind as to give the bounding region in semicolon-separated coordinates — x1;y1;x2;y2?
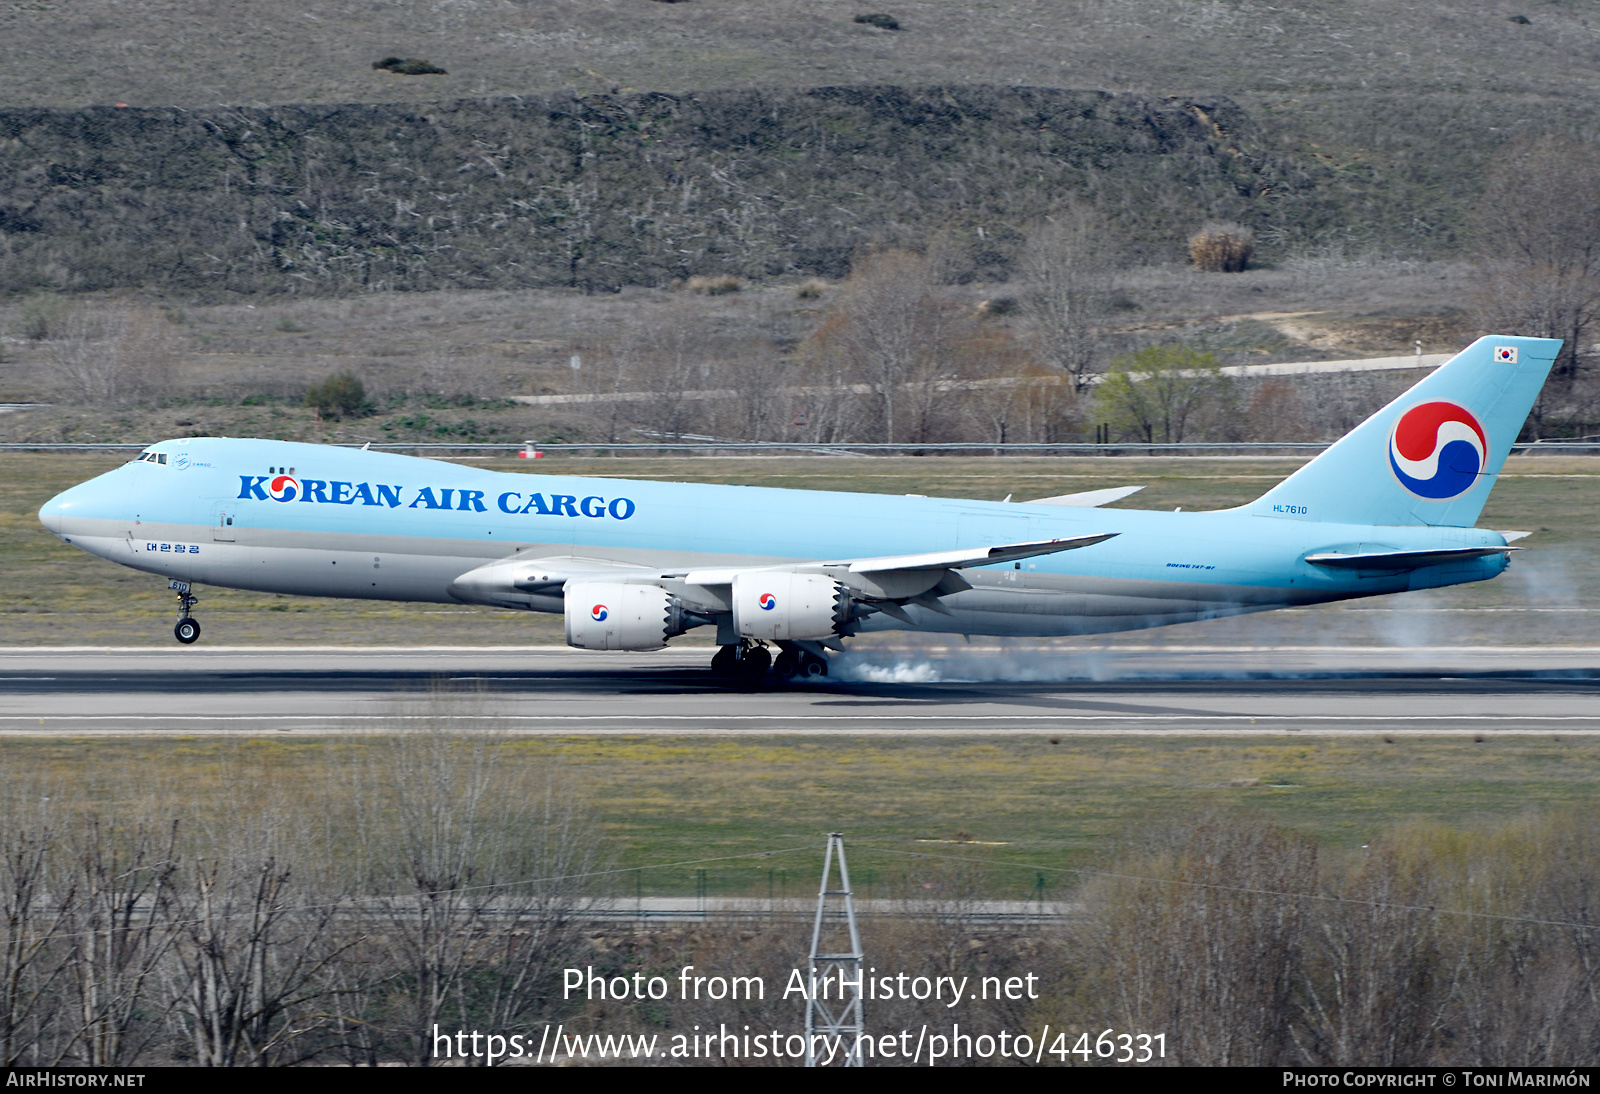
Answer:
4;451;1596;647
5;452;1599;898
6;732;1600;899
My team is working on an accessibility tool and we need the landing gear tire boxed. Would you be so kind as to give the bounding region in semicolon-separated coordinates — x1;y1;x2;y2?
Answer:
773;650;801;680
738;645;771;681
710;645;738;677
174;618;201;645
802;653;828;678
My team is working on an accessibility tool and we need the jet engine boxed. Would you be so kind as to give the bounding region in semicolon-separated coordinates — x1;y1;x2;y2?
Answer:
731;572;850;641
565;582;686;651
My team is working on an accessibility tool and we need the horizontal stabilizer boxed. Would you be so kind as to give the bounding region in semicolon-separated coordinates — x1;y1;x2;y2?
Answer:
1305;546;1519;571
1027;486;1144;507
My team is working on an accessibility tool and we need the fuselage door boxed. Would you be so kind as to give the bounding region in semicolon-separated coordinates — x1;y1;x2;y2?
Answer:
213;505;237;542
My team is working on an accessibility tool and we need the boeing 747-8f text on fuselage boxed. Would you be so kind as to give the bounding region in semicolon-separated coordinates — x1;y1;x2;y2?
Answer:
38;336;1556;680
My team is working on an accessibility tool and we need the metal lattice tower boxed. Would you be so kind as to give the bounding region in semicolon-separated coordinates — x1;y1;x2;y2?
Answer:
805;832;864;1066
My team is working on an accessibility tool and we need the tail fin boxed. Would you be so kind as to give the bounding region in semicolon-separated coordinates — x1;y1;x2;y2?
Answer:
1248;335;1559;527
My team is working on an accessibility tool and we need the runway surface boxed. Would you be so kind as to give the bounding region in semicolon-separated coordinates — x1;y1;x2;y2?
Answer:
1;645;1597;736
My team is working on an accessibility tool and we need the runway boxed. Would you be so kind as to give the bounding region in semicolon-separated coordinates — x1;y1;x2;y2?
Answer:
1;645;1597;736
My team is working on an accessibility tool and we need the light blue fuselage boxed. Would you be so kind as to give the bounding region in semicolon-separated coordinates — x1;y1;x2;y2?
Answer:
37;437;1509;639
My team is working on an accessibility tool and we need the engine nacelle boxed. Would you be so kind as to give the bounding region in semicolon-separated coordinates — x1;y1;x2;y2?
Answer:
565;582;681;651
731;572;849;641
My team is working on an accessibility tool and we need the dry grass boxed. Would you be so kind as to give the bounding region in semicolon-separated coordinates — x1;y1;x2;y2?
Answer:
686;274;745;296
0;0;1594;112
5;732;1600;895
1189;222;1255;273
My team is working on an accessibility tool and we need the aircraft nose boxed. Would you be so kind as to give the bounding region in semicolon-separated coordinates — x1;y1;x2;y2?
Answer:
38;481;97;536
38;491;67;534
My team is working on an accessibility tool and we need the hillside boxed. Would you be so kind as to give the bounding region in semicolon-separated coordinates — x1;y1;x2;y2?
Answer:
3;1;1600;298
0;87;1315;296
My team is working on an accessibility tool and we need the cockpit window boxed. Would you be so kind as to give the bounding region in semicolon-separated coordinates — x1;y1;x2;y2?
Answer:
133;450;167;465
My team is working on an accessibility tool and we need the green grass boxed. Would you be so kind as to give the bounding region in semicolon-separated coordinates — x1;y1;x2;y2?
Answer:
4;733;1597;898
6;452;1597;646
6;452;1599;897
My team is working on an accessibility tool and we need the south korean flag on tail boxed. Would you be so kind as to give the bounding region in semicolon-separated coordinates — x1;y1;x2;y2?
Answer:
1495;345;1519;363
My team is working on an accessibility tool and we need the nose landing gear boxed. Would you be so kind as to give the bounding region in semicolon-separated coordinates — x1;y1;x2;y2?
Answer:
170;580;201;645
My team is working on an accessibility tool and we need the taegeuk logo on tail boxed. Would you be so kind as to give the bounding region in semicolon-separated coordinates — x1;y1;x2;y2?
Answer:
1387;401;1487;501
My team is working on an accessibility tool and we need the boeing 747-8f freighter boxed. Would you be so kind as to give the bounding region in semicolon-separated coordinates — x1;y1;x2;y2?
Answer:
38;336;1556;679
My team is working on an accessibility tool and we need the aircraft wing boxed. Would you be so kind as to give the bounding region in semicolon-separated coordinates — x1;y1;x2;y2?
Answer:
452;535;1118;616
834;532;1118;572
1025;486;1144;507
681;532;1118;611
680;533;1116;585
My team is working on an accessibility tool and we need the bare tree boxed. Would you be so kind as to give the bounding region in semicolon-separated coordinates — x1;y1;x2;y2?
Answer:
1294;846;1443;1066
1017;206;1123;393
1070;815;1317;1066
1471;136;1600;387
570;337;637;444
709;342;789;443
956;327;1078;445
48;302;181;406
630;305;716;442
349;704;605;1066
473;775;606;1040
790;329;870;444
164;854;343;1066
62;819;178;1066
0;802;74;1066
822;248;964;443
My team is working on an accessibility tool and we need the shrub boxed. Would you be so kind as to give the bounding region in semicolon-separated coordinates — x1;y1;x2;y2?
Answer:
796;277;829;298
372;57;447;76
16;292;68;341
1189;222;1255;272
854;13;901;30
305;371;369;419
687;274;744;295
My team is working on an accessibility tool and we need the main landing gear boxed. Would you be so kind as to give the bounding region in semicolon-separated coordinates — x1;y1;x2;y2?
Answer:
170;581;201;645
710;640;828;682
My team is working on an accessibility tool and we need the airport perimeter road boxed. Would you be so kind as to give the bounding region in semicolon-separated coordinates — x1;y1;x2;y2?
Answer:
0;645;1597;736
